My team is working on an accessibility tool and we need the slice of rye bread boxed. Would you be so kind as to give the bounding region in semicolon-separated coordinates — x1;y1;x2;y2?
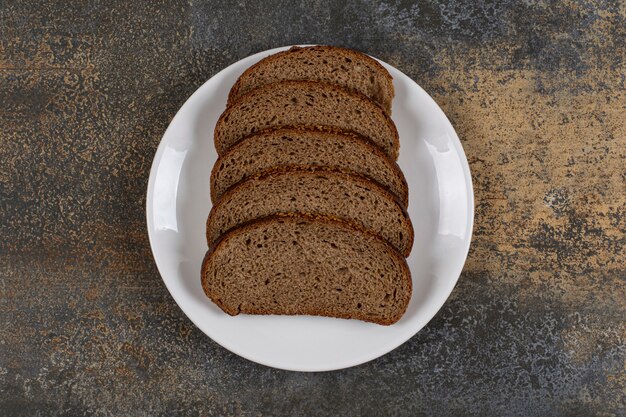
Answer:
206;169;414;256
228;45;395;115
210;127;409;206
201;214;412;325
214;80;399;159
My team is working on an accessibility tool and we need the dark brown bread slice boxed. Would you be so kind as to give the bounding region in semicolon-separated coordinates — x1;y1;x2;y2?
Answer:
214;81;399;159
206;169;414;256
201;215;412;325
210;128;409;206
228;45;395;115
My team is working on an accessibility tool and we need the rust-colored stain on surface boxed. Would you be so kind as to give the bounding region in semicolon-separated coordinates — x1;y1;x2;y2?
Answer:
1;0;624;415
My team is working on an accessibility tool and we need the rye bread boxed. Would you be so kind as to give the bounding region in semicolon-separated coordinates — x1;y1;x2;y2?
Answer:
210;127;409;206
206;169;414;256
214;81;399;159
228;45;395;115
201;214;412;325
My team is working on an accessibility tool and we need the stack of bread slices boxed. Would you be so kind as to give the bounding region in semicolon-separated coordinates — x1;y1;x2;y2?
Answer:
202;46;413;325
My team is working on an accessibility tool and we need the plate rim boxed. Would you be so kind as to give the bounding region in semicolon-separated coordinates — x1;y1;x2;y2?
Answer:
146;45;475;372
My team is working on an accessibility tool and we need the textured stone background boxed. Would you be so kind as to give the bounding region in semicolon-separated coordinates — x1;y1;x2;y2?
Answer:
1;0;624;415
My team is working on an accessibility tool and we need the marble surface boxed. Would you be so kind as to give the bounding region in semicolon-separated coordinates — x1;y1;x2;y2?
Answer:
1;1;624;415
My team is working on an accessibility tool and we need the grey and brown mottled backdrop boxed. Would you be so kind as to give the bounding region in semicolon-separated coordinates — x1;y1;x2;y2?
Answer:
1;0;624;416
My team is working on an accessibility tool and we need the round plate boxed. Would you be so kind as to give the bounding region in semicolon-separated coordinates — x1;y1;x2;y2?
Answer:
146;46;474;372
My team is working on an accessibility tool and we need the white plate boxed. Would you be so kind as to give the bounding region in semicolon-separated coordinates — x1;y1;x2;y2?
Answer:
146;46;474;372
